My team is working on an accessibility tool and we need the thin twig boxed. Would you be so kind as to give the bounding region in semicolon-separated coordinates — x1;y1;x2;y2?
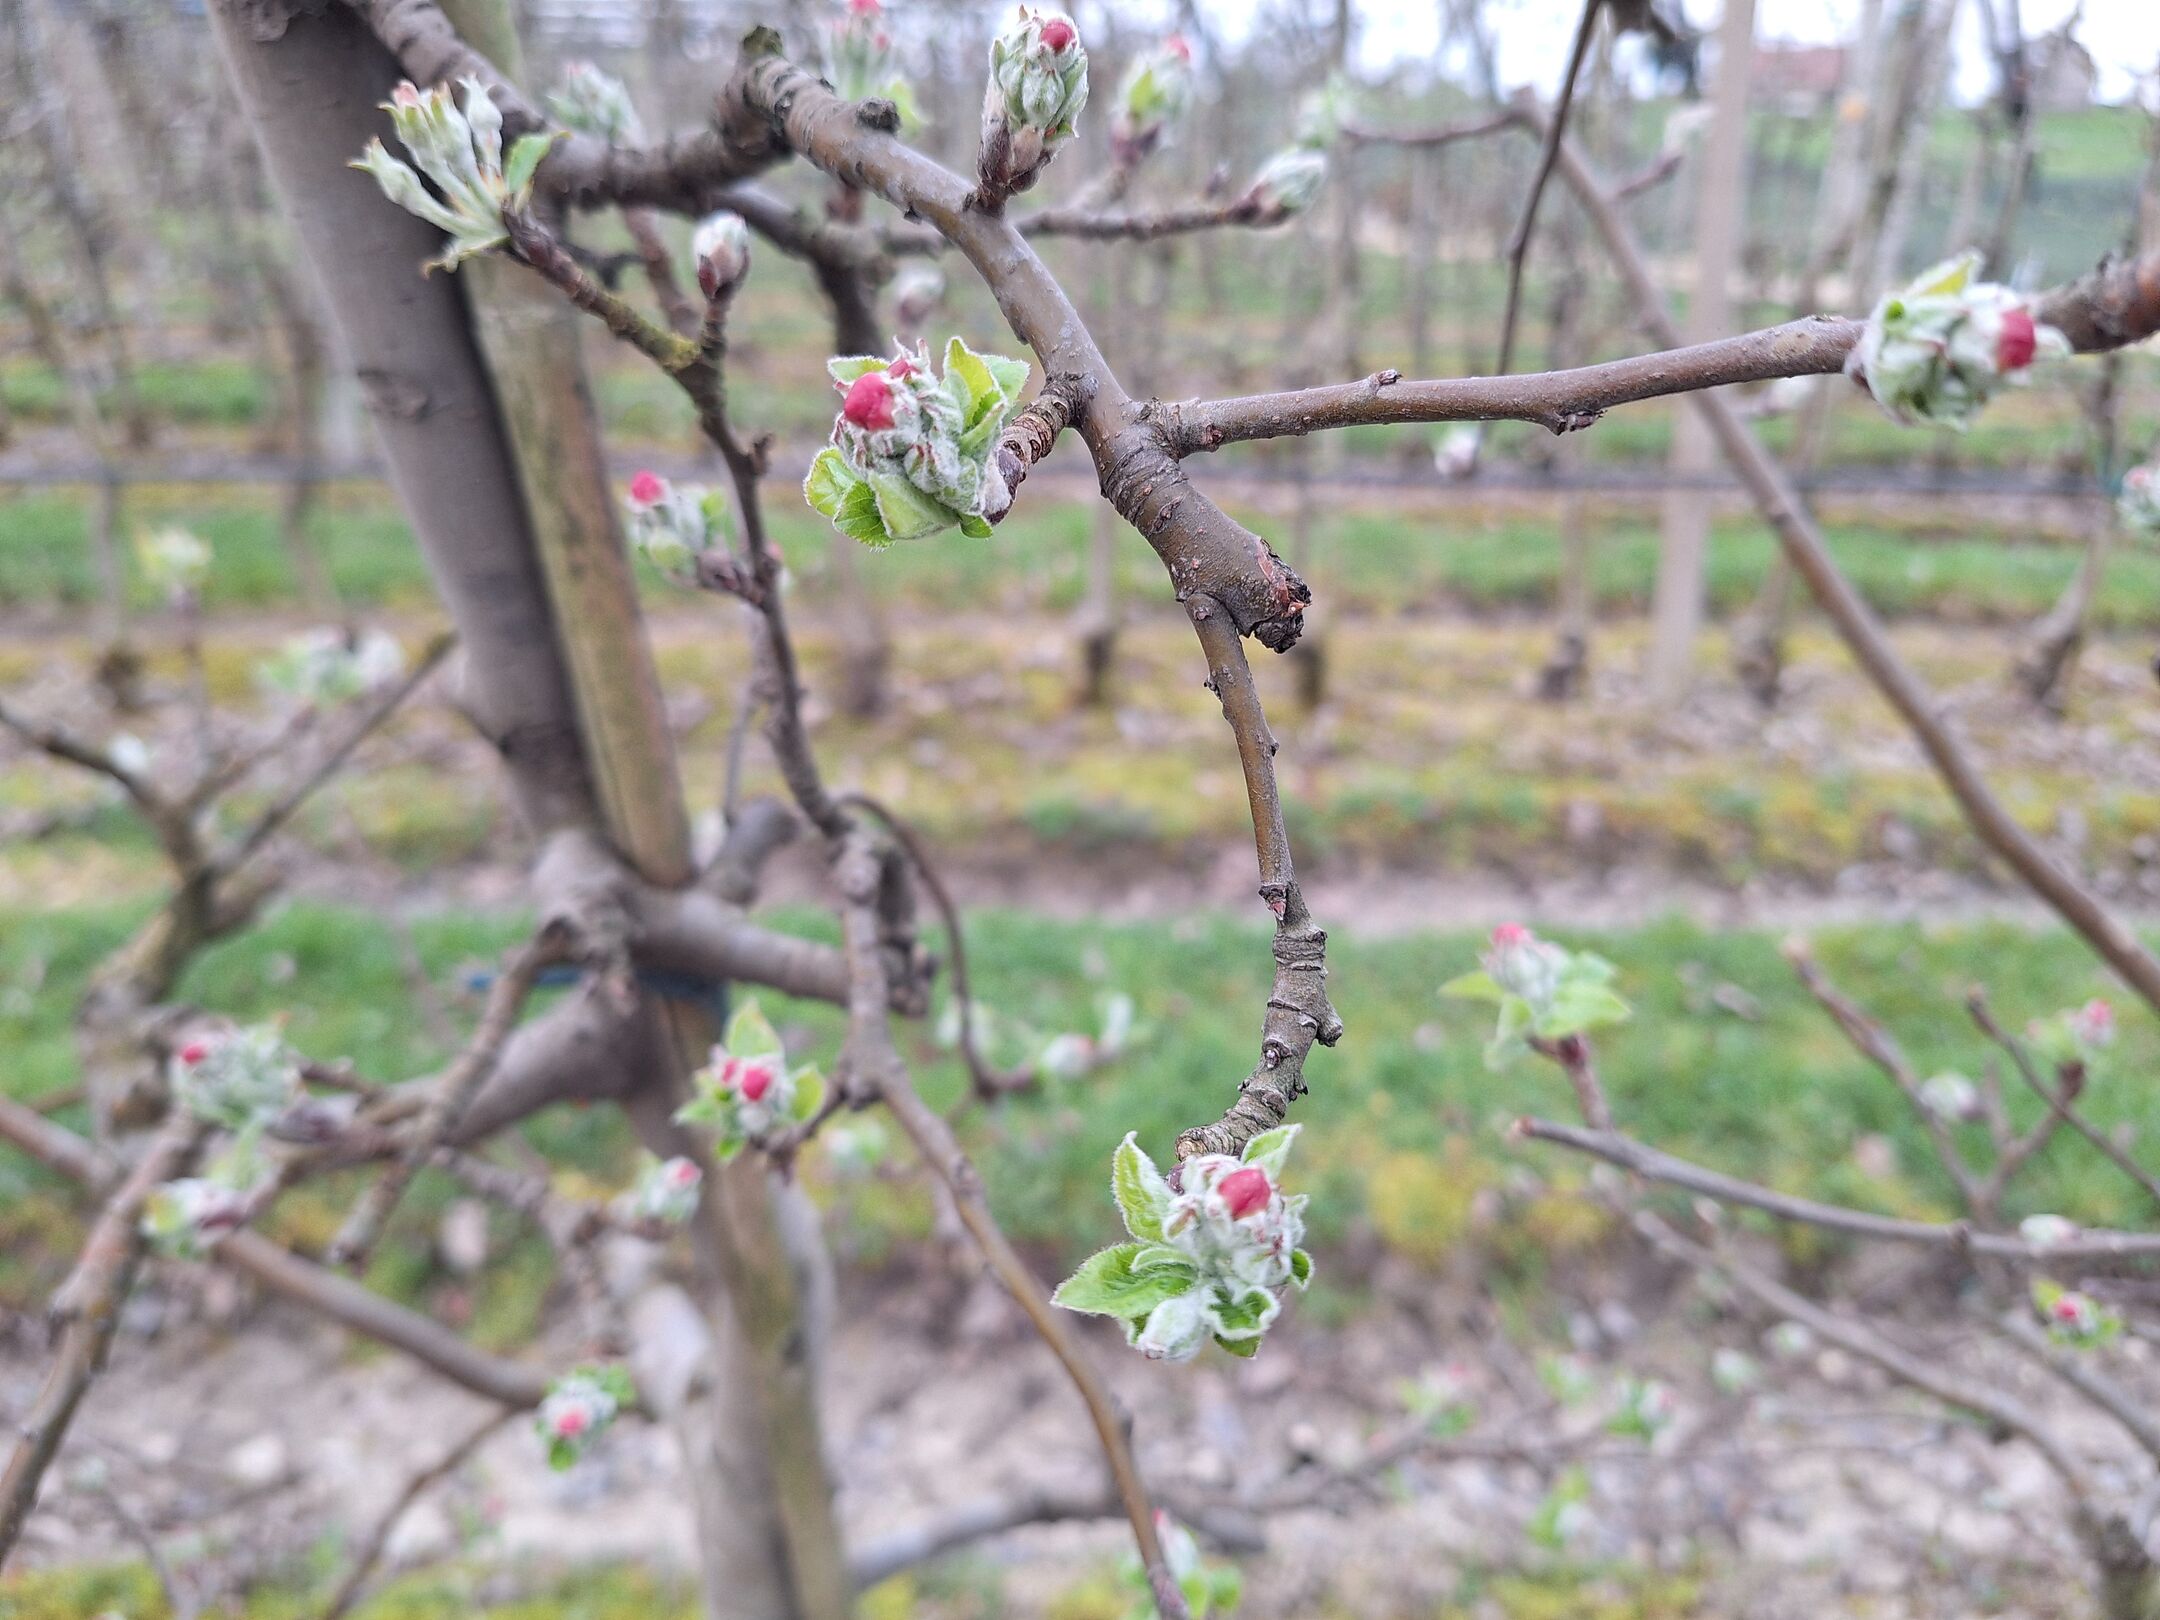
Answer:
1495;1;1604;379
320;1407;513;1620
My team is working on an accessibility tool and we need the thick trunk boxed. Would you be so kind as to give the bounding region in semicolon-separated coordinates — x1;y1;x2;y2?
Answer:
206;10;849;1617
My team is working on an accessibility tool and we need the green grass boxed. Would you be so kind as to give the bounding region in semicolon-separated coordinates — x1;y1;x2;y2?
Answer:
6;476;2155;630
5;901;2157;1284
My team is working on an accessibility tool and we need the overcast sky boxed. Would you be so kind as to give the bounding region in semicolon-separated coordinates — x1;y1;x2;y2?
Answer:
1334;0;2160;103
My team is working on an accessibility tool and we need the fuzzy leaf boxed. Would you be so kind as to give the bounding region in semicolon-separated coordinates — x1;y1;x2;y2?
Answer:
957;512;995;539
868;472;957;541
1289;1248;1313;1288
1240;1122;1300;1178
803;446;861;518
724;999;784;1062
790;1065;826;1122
1053;1241;1199;1318
1535;983;1632;1038
1112;1132;1172;1241
1213;1333;1261;1358
502;130;561;203
825;355;888;385
1439;969;1505;1004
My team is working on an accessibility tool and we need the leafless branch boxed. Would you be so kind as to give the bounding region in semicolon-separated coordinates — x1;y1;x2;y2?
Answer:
328;928;565;1270
1517;1118;2160;1262
319;1406;514;1620
0;1112;203;1562
1495;1;1604;379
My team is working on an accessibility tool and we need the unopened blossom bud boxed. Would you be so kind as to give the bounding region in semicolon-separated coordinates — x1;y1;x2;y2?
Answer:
691;212;751;300
2119;462;2160;538
824;0;915;116
808;341;1024;542
2020;1214;2078;1249
1245;148;1327;218
136;527;211;602
170;1025;301;1132
623;474;731;581
142;1178;252;1259
618;1154;703;1226
546;61;644;146
1918;1071;1980;1121
737;1060;775;1103
842;371;899;432
259;627;404;705
2070;997;2115;1050
1110;36;1195;167
1217;1165;1271;1220
1483;923;1566;1013
1849;251;2069;429
981;8;1090;200
534;1365;632;1468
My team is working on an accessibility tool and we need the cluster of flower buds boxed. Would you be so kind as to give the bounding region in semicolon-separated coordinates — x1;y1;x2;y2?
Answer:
624;470;732;581
136;527;211;604
1036;992;1139;1080
823;0;919;122
2027;996;2115;1072
674;1000;826;1160
170;1026;302;1133
804;338;1031;545
2020;1213;2079;1250
820;1116;891;1177
536;1363;635;1469
353;79;559;274
690;212;752;301
258;626;406;706
1110;35;1194;167
1606;1375;1679;1442
1054;1125;1312;1364
1918;1069;1981;1121
1443;923;1630;1068
1240;147;1328;221
545;61;644;145
616;1154;703;1227
2034;1278;2120;1350
979;8;1089;201
141;1177;253;1260
2119;461;2160;539
1848;251;2068;430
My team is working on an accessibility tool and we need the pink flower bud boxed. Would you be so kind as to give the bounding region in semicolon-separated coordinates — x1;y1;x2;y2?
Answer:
2072;997;2115;1048
554;1408;589;1437
1491;922;1530;949
392;82;423;108
738;1061;776;1103
842;371;898;431
1040;16;1076;50
1996;306;2037;372
1165;34;1191;61
887;355;914;380
1219;1165;1271;1219
628;469;667;511
848;0;880;13
179;1041;210;1066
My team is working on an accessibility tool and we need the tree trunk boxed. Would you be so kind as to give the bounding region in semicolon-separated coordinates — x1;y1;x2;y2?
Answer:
205;11;849;1616
1646;0;1752;702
